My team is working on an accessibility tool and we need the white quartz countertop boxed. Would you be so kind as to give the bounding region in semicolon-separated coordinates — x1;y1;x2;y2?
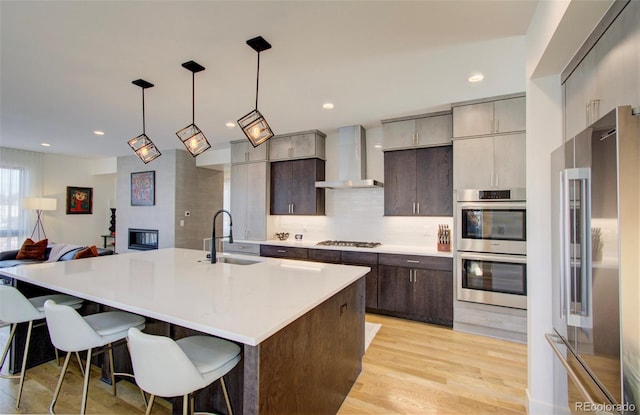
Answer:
241;239;454;258
1;248;369;346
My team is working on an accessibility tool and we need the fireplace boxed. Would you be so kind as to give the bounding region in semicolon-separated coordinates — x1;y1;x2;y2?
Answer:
128;228;158;251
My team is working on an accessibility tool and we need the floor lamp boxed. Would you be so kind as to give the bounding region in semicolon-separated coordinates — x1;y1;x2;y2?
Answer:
22;197;57;240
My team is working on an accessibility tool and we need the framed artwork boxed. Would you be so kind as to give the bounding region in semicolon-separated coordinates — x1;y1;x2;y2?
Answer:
131;171;155;206
66;186;93;214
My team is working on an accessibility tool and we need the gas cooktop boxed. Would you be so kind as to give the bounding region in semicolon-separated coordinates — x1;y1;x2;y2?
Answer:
316;240;382;248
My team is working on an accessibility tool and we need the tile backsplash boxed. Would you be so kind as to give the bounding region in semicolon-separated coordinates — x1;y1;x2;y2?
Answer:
269;187;454;248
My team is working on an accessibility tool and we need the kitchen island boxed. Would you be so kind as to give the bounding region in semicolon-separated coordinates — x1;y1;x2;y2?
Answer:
1;248;369;414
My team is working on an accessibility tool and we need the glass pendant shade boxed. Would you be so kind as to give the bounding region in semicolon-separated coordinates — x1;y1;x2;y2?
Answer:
177;123;211;157
128;133;161;164
238;109;273;147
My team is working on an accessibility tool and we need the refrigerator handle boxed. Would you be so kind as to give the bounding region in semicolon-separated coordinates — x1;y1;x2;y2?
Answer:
562;168;593;329
546;333;596;404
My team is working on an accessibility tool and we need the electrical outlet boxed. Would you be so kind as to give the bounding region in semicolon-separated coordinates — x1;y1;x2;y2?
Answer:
180;219;185;227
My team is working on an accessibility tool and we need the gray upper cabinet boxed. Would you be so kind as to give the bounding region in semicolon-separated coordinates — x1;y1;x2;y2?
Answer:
382;111;452;151
564;0;640;139
453;133;526;190
230;162;268;241
268;130;326;161
230;139;268;164
453;96;526;138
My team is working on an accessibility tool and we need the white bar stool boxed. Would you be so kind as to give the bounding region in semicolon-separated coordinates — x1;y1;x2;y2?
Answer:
44;299;146;414
0;285;84;409
127;327;241;415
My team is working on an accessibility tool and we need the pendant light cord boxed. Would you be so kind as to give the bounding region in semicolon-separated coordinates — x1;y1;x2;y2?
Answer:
141;88;146;135
192;71;195;124
255;52;261;110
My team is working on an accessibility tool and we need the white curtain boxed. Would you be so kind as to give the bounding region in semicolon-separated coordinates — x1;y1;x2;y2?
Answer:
0;148;44;250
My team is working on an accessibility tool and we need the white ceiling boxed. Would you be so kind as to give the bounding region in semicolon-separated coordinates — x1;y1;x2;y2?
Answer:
0;0;538;159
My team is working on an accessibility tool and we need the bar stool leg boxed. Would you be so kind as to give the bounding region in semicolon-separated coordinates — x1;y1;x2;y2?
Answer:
75;352;85;376
144;394;155;415
80;348;93;415
0;323;17;372
221;377;233;415
15;320;34;408
50;352;72;414
108;344;117;396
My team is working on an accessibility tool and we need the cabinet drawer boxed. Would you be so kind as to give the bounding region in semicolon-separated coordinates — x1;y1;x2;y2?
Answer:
223;241;260;255
341;251;378;265
260;245;308;260
378;253;452;271
308;248;341;263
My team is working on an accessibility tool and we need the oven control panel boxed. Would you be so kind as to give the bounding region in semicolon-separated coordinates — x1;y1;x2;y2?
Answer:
479;190;511;200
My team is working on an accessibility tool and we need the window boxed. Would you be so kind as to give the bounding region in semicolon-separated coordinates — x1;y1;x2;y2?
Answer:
0;167;24;250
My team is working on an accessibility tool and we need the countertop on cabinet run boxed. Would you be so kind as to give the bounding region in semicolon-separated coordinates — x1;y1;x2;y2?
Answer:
249;239;454;258
0;248;369;346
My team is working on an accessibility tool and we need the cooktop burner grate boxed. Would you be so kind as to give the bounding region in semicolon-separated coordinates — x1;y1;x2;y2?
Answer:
316;240;381;248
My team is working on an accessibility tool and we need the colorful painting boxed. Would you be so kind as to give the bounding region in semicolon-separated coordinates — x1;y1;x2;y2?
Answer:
131;171;155;206
66;186;93;214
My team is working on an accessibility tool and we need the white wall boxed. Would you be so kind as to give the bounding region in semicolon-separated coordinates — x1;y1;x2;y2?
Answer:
42;153;116;247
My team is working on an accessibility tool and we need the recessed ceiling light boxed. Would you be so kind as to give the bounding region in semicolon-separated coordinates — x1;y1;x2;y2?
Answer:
468;74;484;83
226;122;236;128
41;143;51;147
322;103;334;110
94;130;105;136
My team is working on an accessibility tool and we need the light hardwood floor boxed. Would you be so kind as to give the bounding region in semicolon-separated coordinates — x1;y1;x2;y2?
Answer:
0;314;527;414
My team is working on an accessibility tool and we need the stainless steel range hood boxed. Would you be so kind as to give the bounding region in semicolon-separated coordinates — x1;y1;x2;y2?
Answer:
314;125;383;189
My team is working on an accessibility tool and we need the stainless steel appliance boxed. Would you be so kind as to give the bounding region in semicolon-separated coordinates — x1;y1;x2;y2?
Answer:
456;188;526;255
457;251;527;309
456;188;527;309
316;240;381;248
549;106;639;414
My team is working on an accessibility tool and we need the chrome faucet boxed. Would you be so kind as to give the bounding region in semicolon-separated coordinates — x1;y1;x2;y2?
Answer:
211;209;233;264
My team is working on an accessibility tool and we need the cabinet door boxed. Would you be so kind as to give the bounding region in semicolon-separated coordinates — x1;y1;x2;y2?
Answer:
268;136;292;161
413;269;453;326
493;133;526;189
383;149;417;215
416;146;453;216
270;161;293;214
230;141;249;164
290;133;317;159
378;265;412;314
494;97;526;134
452;101;494;138
342;251;379;309
453;137;494;190
382;119;416;151
291;158;325;215
565;50;597;138
245;162;268;239
230;164;248;239
415;113;452;147
231;141;268;163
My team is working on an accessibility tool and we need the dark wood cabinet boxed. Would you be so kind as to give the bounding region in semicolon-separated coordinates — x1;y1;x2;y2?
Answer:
259;245;309;260
384;146;453;216
342;251;379;310
270;158;325;215
377;254;453;326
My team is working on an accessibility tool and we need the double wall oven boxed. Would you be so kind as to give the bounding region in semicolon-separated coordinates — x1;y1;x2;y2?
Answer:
456;189;527;309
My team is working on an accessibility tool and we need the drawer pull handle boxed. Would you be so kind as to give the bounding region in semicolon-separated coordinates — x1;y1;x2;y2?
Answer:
277;250;287;253
407;260;420;264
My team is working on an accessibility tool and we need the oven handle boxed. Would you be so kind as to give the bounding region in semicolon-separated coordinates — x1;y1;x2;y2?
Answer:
456;251;527;264
456;201;527;210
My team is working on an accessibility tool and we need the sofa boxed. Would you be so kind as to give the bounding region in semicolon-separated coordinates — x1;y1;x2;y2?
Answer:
0;244;114;269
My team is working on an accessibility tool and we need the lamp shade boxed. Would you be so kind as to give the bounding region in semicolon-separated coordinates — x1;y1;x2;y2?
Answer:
238;109;274;147
22;197;57;211
128;133;161;164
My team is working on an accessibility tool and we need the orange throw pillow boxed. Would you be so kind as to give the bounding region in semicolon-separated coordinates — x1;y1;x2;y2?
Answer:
73;245;99;260
16;238;49;260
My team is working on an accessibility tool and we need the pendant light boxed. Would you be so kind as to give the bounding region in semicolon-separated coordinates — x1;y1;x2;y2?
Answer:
128;79;161;164
238;36;274;147
176;60;211;157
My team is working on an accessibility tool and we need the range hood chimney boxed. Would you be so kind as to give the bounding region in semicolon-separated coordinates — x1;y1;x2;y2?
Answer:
315;125;383;189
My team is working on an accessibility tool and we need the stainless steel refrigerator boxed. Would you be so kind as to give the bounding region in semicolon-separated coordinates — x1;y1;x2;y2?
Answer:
548;106;639;414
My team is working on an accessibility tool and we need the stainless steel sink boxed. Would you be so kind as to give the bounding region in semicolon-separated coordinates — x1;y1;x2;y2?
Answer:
217;257;260;266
